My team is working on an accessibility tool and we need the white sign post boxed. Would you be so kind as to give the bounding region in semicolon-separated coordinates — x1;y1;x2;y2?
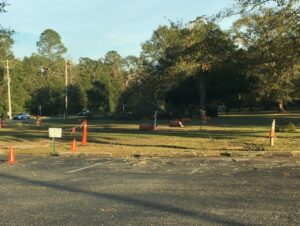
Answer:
48;128;62;155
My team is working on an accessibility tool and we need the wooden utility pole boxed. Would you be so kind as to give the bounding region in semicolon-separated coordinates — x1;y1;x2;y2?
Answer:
5;60;12;120
64;60;68;119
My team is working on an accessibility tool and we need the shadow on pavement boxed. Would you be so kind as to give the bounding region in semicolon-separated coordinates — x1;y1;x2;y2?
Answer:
0;172;246;226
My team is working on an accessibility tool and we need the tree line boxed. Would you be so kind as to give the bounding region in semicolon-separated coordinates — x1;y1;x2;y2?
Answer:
0;0;299;118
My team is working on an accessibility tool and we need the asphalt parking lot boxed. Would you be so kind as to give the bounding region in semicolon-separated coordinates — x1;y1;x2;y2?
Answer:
0;155;299;226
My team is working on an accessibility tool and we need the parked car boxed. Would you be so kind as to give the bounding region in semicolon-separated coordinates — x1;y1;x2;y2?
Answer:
13;112;30;120
78;109;90;116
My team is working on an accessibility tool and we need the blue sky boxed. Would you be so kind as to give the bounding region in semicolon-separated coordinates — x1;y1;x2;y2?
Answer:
0;0;234;61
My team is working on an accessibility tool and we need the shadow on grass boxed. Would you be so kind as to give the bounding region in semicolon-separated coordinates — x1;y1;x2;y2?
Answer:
89;139;197;150
0;172;246;226
0;126;286;143
87;114;300;127
1;114;300;143
87;127;267;140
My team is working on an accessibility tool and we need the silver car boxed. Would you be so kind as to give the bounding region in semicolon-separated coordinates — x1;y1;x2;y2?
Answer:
13;112;30;120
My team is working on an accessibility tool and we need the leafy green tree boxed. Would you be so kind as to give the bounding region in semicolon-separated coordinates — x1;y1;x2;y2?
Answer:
232;3;300;111
20;53;68;116
8;60;33;113
165;77;199;116
124;55;140;87
103;51;125;112
138;19;237;114
74;57;103;91
87;80;109;113
66;85;87;114
0;0;6;13
21;29;69;115
0;32;13;59
73;53;125;114
36;29;67;61
174;19;236;110
118;55;144;113
29;86;64;116
0;1;14;116
124;23;187;116
216;0;299;19
105;51;123;70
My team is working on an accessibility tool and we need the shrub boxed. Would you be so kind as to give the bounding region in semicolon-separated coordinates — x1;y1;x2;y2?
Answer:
279;122;296;132
276;120;297;133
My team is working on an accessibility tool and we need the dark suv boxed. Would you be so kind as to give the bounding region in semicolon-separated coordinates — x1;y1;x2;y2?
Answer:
78;109;90;116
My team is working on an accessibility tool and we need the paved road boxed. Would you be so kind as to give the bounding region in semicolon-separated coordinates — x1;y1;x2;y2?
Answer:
0;155;299;226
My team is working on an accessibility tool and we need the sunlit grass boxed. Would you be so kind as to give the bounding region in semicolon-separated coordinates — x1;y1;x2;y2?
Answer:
0;113;299;157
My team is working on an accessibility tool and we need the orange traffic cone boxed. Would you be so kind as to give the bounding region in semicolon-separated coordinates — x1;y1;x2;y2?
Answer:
71;139;77;153
81;120;87;145
7;146;16;165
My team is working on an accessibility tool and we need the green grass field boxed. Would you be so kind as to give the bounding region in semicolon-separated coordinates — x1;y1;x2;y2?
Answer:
0;113;299;157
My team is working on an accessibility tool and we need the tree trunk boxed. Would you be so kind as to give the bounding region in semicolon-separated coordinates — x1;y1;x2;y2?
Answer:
278;100;286;113
197;75;206;110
